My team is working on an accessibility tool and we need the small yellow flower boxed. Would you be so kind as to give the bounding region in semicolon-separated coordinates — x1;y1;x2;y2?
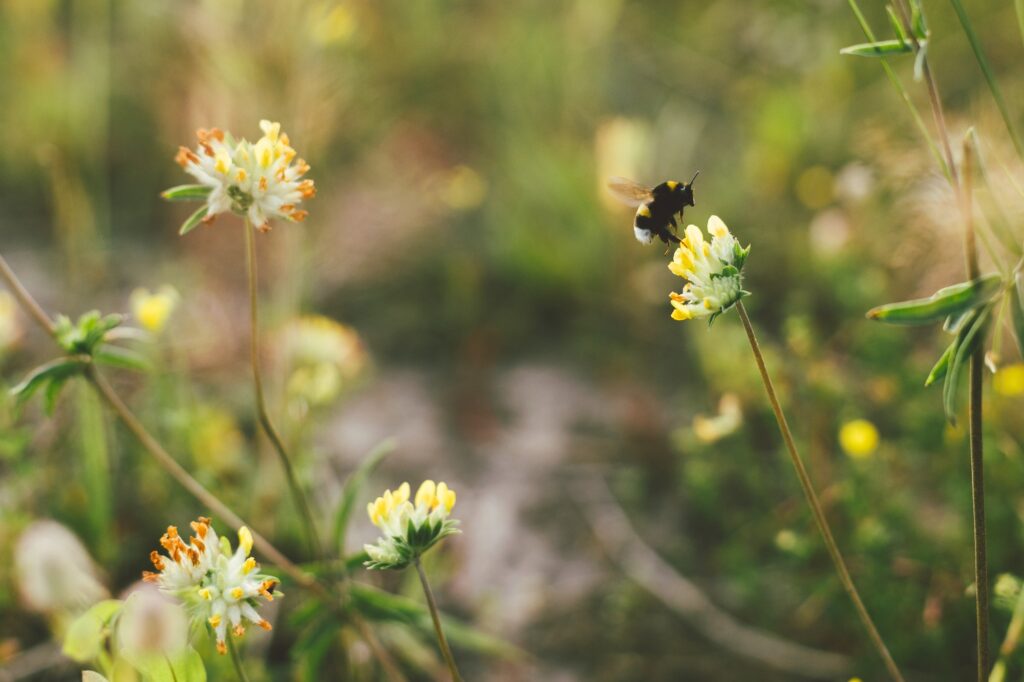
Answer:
130;286;179;334
365;480;460;570
839;419;879;460
994;363;1024;397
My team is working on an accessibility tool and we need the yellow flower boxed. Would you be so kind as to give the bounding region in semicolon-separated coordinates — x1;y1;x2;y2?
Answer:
994;363;1024;397
839;419;879;460
130;286;179;334
364;480;460;570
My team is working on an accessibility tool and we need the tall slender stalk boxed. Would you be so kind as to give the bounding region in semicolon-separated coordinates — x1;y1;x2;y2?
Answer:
243;221;323;560
735;301;905;682
414;557;464;682
962;141;990;680
227;637;252;682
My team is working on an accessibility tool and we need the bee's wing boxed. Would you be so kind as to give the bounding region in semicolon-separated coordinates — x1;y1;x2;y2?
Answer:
606;177;653;207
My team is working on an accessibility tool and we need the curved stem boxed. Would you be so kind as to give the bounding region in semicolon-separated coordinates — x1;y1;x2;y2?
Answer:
227;637;251;682
414;558;463;682
243;221;323;560
735;302;905;682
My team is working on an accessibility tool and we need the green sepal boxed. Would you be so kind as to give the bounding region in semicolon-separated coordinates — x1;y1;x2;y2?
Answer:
840;39;914;57
179;205;209;236
866;273;1002;325
160;184;212;202
732;242;751;271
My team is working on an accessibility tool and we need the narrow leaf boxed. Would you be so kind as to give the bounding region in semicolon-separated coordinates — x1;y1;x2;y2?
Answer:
161;184;212;202
840;39;914;57
886;6;908;42
926;342;955;387
63;599;123;662
11;358;84;405
1011;270;1024;360
866;273;1002;325
334;438;397;555
179;205;209;236
943;305;992;424
95;344;152;372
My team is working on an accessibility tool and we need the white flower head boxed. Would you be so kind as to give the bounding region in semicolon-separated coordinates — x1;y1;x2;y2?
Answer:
144;518;279;654
171;121;314;232
16;520;109;615
364;480;460;570
668;215;750;324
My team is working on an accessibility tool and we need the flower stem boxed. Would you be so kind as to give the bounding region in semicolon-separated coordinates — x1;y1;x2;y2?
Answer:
735;301;905;682
962;141;991;681
227;637;251;682
243;221;323;560
414;557;463;682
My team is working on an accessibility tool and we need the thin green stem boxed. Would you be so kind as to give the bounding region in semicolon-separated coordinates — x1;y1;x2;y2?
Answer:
244;221;323;560
963;141;991;681
735;301;905;682
990;583;1024;682
846;0;950;179
414;557;464;682
227;637;251;682
948;0;1024;160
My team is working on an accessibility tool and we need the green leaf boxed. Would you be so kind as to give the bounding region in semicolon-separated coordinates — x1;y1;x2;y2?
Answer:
94;344;152;372
925;342;955;387
179;205;209;236
350;583;522;659
11;358;84;406
334;438;397;555
840;39;914;57
943;305;992;424
63;599;123;662
866;274;1002;325
1011;270;1024;361
886;6;908;43
161;184;212;202
121;646;206;682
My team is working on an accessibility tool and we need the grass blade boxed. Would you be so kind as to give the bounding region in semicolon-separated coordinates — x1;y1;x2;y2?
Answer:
949;0;1024;160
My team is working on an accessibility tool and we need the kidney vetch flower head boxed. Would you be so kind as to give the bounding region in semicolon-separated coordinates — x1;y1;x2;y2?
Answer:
667;215;750;324
143;517;280;654
364;480;460;570
165;120;315;234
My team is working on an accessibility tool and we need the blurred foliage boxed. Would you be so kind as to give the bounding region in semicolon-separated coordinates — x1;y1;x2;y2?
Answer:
2;0;1024;680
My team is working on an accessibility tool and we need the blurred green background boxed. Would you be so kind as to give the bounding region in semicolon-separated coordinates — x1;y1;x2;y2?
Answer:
2;0;1024;679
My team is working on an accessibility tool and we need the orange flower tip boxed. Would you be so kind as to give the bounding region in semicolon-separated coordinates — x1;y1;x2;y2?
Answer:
142;571;159;582
216;641;227;655
201;214;217;225
258;619;272;631
290;209;309;222
258;176;268;191
233;625;246;637
258;223;272;233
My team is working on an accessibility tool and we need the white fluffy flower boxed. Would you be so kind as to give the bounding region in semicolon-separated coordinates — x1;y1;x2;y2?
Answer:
172;120;315;232
118;588;189;659
144;518;279;654
364;480;460;570
668;215;750;323
16;520;109;615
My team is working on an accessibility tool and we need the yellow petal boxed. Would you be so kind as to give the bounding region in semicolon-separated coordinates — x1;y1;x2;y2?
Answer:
238;527;253;555
415;480;436;508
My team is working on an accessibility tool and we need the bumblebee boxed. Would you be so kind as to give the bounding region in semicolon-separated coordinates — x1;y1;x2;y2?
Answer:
607;172;699;247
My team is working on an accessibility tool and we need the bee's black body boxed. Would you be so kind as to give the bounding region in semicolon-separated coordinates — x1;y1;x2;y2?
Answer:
634;180;696;246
